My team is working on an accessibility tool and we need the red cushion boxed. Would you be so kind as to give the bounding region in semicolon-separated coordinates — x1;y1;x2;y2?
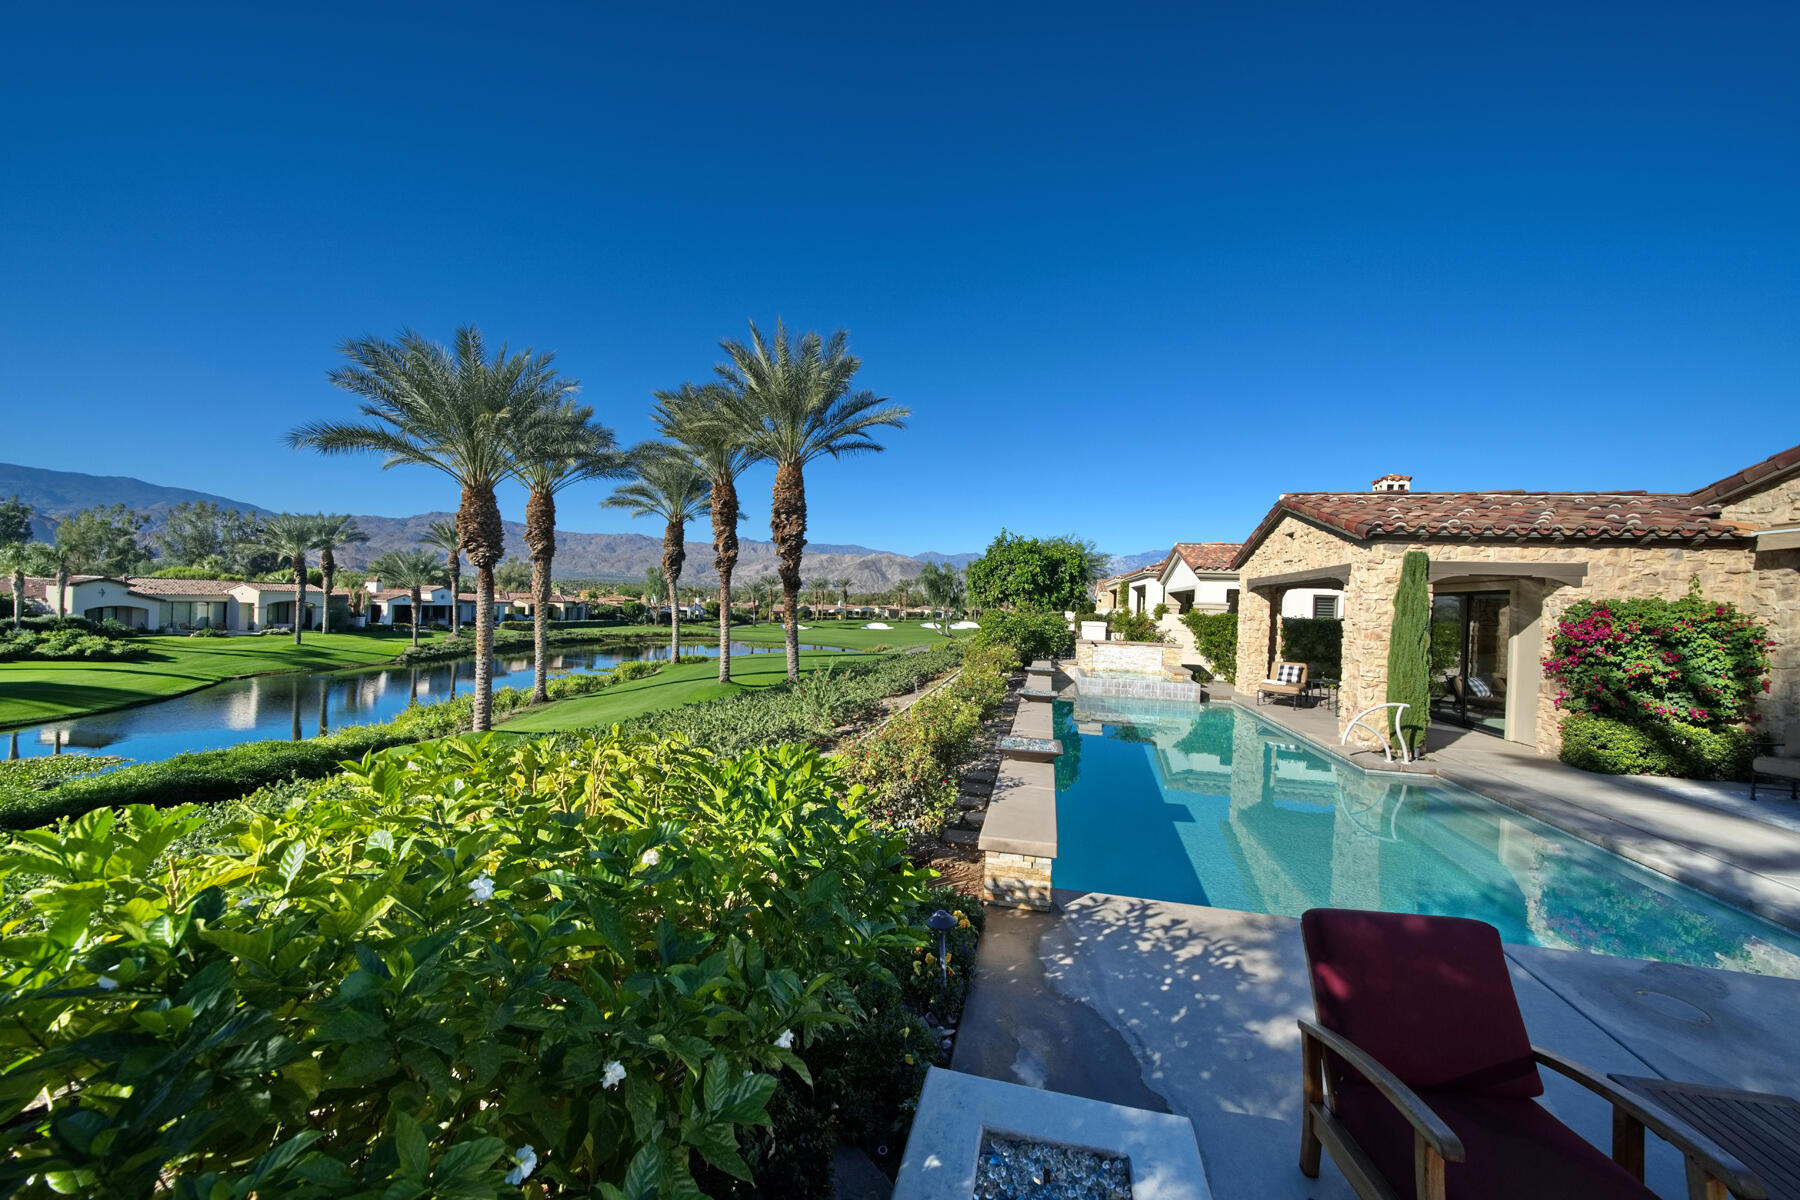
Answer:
1302;908;1542;1098
1332;1082;1654;1200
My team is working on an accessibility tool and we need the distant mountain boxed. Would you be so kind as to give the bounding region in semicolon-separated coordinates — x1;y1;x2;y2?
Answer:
4;462;1160;591
1105;550;1171;575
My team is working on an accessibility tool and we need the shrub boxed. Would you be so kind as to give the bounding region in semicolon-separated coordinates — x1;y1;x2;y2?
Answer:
1151;602;1168;620
1106;609;1163;643
1559;713;1755;781
1545;583;1773;733
187;625;229;638
0;732;942;1196
972;610;1072;661
1280;617;1342;679
1385;551;1431;755
1182;610;1238;682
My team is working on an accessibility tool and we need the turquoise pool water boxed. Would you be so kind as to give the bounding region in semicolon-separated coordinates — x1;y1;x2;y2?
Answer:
1052;698;1800;979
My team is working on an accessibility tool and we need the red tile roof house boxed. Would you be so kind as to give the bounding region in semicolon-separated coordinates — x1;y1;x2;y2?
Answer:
1229;442;1800;756
27;575;355;632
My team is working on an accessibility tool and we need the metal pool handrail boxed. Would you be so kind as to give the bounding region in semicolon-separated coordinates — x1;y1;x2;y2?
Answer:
1342;702;1411;763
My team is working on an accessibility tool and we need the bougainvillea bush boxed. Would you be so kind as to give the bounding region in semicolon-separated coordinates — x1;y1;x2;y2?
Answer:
1544;582;1773;778
0;732;942;1198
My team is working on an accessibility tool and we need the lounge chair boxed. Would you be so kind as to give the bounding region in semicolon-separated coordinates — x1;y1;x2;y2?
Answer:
1257;661;1309;706
1297;908;1763;1200
1750;733;1799;801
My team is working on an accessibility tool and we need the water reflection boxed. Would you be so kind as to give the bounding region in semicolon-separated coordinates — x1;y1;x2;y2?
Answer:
4;640;822;765
1052;698;1800;979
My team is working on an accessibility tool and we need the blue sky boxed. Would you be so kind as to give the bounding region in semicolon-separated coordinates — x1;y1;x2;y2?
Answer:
2;2;1795;558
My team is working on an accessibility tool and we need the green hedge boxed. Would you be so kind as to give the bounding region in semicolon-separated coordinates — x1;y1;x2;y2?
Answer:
1280;617;1342;680
1559;713;1755;782
1182;611;1238;683
971;610;1072;661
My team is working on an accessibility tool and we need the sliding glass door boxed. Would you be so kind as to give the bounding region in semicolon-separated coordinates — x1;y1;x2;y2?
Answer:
1429;591;1509;734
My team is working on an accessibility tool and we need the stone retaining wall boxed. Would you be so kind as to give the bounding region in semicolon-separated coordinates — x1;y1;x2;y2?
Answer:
1074;638;1186;677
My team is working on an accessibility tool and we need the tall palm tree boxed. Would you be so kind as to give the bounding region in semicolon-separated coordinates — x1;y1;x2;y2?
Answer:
651;382;753;684
248;514;324;644
506;399;623;702
836;577;853;615
312;514;368;635
604;445;710;660
288;326;570;732
368;550;443;649
417;519;465;636
714;320;908;681
1;541;38;630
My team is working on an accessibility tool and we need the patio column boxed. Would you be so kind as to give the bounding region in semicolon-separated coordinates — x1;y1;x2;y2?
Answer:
1338;558;1397;745
1233;585;1278;691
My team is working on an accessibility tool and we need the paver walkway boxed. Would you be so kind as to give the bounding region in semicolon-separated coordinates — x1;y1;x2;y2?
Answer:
955;894;1800;1200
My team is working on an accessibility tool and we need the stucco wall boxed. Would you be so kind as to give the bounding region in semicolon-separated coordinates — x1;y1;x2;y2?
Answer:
1233;511;1799;755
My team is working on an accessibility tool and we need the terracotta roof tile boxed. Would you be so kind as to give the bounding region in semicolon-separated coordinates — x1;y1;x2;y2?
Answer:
1689;441;1800;506
1170;542;1243;572
124;577;241;596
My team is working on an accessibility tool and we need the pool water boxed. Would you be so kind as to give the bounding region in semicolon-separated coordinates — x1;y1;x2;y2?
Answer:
1052;698;1800;979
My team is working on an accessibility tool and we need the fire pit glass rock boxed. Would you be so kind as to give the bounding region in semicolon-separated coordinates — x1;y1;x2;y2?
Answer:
973;1133;1131;1199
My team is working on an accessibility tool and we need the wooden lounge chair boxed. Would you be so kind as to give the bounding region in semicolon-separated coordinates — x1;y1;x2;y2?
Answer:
1257;661;1309;706
1297;908;1765;1200
1750;733;1799;801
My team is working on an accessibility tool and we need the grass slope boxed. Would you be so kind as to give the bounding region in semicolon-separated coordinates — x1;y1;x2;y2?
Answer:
499;650;864;733
0;631;438;727
728;621;955;652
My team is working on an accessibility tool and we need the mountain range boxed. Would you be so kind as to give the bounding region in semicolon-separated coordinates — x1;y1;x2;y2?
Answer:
2;462;1164;588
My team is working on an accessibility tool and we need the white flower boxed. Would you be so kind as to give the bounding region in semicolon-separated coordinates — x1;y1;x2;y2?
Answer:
504;1144;538;1185
467;873;495;903
602;1059;627;1090
639;848;660;868
96;975;119;991
774;1029;794;1050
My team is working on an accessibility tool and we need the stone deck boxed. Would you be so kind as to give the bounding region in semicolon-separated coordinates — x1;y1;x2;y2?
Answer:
955;895;1800;1200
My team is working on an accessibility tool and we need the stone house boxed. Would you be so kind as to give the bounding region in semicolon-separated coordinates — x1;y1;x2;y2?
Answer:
1230;444;1800;755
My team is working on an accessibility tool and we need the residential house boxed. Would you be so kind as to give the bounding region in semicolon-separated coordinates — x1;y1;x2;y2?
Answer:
226;581;355;631
25;576;356;632
1230;446;1800;754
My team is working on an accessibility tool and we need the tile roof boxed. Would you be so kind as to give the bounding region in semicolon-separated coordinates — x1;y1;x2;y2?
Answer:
1689;441;1800;506
1169;542;1243;573
124;577;241;596
1232;491;1752;568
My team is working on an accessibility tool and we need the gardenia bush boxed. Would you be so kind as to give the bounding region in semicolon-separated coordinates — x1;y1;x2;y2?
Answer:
0;731;943;1197
1545;582;1772;779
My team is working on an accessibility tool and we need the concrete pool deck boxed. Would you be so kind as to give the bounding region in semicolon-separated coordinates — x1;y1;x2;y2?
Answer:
954;894;1800;1200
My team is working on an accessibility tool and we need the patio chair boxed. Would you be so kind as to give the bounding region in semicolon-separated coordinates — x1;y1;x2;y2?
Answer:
1749;729;1799;801
1297;908;1764;1200
1257;661;1309;706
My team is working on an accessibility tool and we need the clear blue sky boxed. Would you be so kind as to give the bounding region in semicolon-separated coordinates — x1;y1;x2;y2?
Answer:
3;2;1795;558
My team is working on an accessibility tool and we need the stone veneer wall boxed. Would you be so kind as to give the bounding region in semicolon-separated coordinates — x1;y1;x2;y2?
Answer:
1234;512;1800;755
1073;638;1185;676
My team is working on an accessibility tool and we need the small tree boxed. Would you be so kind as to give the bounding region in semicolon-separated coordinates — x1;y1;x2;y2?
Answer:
1385;551;1431;757
964;530;1101;612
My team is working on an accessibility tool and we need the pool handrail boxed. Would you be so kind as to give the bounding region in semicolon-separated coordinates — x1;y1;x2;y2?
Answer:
1342;702;1411;762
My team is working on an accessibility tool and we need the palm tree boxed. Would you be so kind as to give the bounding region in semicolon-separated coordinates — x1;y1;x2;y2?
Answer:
752;574;778;621
652;383;754;684
288;326;570;732
367;550;443;649
1;541;38;630
919;561;964;637
312;514;368;635
248;514;324;644
836;577;853;616
714;320;908;681
506;399;623;702
417;519;465;636
604;445;710;660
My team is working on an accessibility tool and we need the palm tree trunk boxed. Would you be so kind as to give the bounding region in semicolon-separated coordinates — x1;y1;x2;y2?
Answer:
10;571;21;631
661;519;687;662
320;548;336;635
410;587;421;648
448;557;461;636
292;554;306;645
524;488;555;704
54;566;67;618
712;474;739;685
458;485;506;733
770;461;807;682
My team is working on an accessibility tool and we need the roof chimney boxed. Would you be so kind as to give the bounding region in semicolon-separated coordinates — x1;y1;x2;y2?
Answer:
1372;473;1413;494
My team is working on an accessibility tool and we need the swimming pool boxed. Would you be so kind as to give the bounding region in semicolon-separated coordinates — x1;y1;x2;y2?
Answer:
1052;697;1800;979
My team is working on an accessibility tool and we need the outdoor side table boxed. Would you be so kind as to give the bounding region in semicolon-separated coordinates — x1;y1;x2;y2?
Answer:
1314;679;1340;713
1608;1074;1797;1199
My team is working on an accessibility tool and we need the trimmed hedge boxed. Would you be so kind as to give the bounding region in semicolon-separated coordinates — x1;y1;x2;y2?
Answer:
1280;617;1342;680
971;610;1072;661
1559;713;1755;781
1182;610;1238;683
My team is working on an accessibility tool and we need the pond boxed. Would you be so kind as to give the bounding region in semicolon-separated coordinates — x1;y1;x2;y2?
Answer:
4;640;829;764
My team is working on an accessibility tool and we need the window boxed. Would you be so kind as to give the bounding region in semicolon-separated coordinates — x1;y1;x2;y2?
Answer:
1226;588;1240;614
1312;595;1338;620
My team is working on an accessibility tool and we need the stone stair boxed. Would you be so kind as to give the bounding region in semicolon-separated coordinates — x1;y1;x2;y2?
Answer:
940;680;1025;844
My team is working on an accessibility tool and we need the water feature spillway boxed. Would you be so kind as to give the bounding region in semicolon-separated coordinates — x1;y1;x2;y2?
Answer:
3;640;825;763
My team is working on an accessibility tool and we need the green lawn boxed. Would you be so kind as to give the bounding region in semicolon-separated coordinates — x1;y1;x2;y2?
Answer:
0;631;440;727
499;649;865;733
730;620;955;652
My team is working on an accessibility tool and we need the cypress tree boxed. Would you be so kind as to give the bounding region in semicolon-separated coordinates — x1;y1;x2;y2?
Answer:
1385;550;1431;758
